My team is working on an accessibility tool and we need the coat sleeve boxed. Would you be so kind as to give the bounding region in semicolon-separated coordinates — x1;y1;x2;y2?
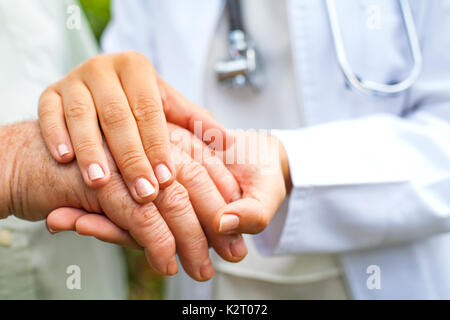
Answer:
254;0;450;256
101;0;157;63
255;104;450;255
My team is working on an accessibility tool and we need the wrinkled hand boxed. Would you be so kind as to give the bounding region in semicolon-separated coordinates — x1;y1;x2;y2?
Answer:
169;126;290;236
48;125;290;256
1;121;247;282
213;130;291;235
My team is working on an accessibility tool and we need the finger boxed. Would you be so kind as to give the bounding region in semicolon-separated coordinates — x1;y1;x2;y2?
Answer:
158;77;231;150
98;174;177;276
154;181;214;281
169;124;241;203
82;58;158;203
38;87;74;163
214;198;270;235
76;214;141;250
47;208;141;249
59;81;111;188
213;132;286;235
117;53;175;188
174;147;248;263
47;207;85;232
213;168;285;235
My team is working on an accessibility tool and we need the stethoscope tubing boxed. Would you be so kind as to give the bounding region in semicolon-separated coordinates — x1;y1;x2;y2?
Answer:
325;0;423;96
220;0;422;96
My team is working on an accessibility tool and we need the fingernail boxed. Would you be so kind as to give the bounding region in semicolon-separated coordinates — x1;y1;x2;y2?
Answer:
219;214;240;233
155;164;172;184
167;257;178;275
57;144;70;158
135;178;156;198
88;163;105;181
48;227;58;235
200;260;215;280
230;236;247;259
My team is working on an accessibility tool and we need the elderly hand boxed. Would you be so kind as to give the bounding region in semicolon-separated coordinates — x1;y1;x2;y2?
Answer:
0;121;247;282
47;125;291;257
212;130;291;235
38;51;227;204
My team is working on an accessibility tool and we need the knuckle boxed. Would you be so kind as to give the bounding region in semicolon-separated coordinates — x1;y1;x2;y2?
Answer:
118;50;151;67
178;161;209;186
129;205;161;230
100;175;128;204
38;86;54;102
62;72;79;84
129;206;175;250
152;228;176;253
133;95;162;122
256;213;269;231
100;101;129;127
66;101;91;120
38;88;60;118
143;136;168;156
74;138;98;154
84;55;107;71
188;233;208;253
117;150;148;171
38;102;54;119
159;183;191;216
41;121;62;140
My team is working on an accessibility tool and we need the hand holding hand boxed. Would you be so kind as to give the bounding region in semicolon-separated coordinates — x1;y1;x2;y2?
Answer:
38;51;227;204
213;130;291;235
0;121;247;281
47;125;291;260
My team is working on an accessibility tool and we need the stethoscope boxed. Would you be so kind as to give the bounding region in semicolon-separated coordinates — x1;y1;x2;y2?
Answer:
215;0;423;97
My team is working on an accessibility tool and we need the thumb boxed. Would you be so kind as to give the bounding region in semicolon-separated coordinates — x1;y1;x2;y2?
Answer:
213;198;270;235
213;169;286;235
46;207;86;233
46;208;141;249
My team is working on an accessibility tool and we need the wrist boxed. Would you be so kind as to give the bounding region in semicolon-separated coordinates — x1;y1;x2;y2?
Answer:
277;138;293;194
4;121;100;222
0;122;40;220
0;121;72;221
0;123;20;219
7;121;79;221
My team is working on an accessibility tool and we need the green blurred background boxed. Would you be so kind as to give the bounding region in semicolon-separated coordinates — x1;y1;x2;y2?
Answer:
79;0;165;300
79;0;111;41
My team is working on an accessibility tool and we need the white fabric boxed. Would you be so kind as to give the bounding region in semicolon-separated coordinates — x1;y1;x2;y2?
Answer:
103;0;450;299
0;0;127;299
203;0;345;297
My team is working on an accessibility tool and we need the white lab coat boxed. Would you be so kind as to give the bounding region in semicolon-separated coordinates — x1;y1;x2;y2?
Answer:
0;0;127;299
103;0;450;299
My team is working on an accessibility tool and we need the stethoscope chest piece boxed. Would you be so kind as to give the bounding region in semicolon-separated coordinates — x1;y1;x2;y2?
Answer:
215;30;263;90
215;0;264;91
216;0;422;96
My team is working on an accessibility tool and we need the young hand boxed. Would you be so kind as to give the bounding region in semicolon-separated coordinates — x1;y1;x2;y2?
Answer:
38;51;227;204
